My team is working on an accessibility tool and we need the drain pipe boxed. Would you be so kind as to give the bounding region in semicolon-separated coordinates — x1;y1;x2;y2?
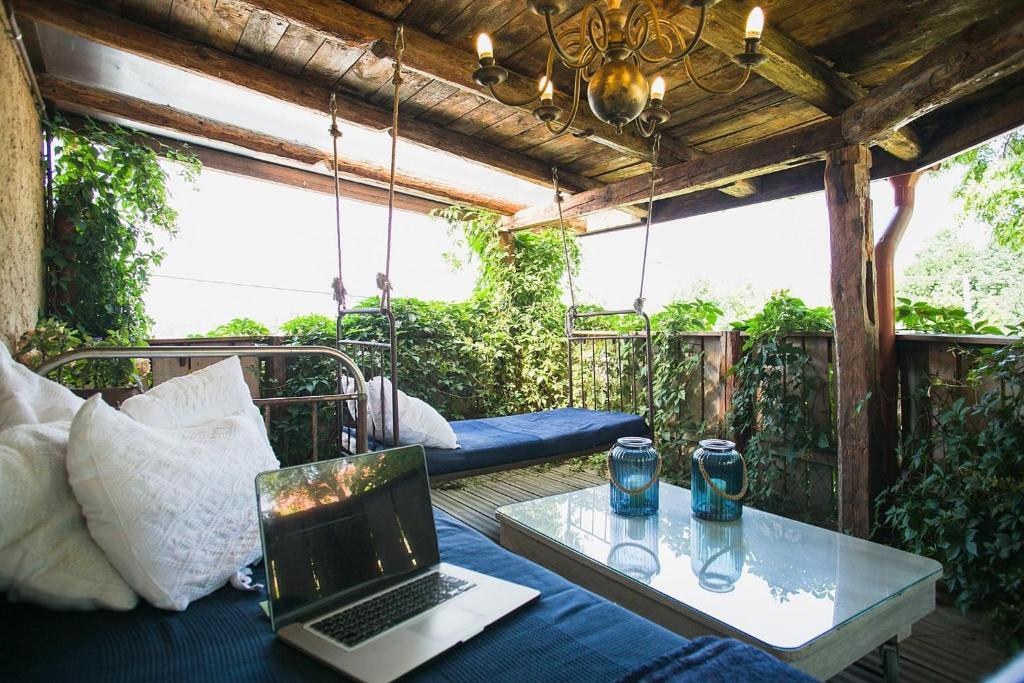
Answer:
875;170;924;488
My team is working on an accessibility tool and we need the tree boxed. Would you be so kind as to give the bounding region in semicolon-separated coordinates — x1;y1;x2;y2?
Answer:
949;129;1024;252
899;229;1024;329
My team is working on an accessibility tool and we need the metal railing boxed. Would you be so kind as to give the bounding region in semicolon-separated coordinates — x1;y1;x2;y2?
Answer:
338;306;399;446
37;345;370;457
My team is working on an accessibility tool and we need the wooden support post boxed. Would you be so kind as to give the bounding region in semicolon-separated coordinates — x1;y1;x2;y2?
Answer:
824;145;881;539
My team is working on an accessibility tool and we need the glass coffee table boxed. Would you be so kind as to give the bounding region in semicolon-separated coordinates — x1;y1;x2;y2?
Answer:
496;483;941;681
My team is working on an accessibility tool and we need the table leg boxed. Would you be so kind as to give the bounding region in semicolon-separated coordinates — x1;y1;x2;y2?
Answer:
879;637;900;683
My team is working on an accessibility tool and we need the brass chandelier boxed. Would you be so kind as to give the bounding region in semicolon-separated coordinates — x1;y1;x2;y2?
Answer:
472;0;766;138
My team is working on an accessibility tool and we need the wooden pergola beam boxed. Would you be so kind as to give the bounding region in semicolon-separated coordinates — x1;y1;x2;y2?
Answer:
242;0;686;165
698;2;923;161
509;117;845;229
842;7;1024;148
16;0;596;194
513;6;1024;229
39;73;526;215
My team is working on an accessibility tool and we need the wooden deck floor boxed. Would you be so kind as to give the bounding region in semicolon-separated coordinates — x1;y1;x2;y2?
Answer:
431;462;1008;683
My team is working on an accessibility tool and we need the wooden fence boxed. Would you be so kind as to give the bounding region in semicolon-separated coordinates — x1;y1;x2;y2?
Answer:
146;331;1017;528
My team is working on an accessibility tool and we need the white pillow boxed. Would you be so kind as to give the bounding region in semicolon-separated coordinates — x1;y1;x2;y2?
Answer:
365;376;458;449
67;395;279;611
0;421;137;611
121;355;266;436
0;342;83;430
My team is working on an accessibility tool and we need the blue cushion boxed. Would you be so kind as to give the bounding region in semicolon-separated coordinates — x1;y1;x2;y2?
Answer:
0;509;809;682
424;408;649;476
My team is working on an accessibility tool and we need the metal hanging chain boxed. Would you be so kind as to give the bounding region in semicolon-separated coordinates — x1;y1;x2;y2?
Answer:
552;167;578;312
329;92;347;318
378;24;405;310
635;133;661;314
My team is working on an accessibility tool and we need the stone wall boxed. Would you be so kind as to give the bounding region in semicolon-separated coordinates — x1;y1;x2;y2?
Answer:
0;20;43;351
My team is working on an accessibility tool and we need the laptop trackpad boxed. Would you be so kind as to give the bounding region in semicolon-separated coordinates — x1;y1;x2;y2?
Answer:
410;606;482;641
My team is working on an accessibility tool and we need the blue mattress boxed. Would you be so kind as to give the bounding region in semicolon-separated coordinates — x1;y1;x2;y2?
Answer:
0;509;809;683
425;407;649;476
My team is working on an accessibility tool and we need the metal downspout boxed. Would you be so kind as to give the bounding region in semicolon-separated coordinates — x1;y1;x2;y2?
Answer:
875;170;923;490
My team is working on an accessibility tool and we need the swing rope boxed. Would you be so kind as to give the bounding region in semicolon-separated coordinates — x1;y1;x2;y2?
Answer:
329;93;347;321
552;132;661;320
378;25;405;311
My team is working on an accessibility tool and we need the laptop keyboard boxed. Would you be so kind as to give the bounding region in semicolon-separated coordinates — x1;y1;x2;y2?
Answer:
310;573;475;647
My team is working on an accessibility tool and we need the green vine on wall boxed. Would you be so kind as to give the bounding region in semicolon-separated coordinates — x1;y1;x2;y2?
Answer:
727;293;836;523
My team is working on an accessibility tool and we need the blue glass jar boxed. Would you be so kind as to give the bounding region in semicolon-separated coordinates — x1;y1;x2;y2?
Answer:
691;439;747;521
608;437;660;517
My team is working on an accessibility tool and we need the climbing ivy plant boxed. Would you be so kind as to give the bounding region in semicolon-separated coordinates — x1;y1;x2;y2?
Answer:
45;116;200;339
727;293;836;522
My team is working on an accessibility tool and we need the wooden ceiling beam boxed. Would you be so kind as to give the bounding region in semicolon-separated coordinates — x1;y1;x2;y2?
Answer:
842;7;1024;150
16;0;596;194
509;118;845;230
696;2;923;161
63;114;448;215
38;73;526;214
511;5;1024;230
240;0;691;165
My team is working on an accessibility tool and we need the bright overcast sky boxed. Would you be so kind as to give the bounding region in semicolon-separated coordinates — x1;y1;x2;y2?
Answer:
146;163;980;338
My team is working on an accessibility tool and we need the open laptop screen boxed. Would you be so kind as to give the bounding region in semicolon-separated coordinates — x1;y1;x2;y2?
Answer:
256;446;440;629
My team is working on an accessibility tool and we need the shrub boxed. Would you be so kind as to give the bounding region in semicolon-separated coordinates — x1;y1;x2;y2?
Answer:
203;318;271;337
878;341;1024;650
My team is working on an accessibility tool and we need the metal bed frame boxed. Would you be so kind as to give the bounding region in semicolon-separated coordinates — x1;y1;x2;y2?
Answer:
36;345;370;458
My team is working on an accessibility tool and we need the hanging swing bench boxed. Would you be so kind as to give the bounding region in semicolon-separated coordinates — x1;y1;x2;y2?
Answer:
331;28;656;480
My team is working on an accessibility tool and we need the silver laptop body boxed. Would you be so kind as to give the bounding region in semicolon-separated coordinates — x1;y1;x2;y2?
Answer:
256;446;538;683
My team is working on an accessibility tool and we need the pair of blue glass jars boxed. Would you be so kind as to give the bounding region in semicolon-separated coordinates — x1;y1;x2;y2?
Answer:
691;439;747;521
608;437;660;516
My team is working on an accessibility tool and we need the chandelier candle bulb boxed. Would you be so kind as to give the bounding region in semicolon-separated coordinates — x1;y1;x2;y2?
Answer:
650;76;666;103
745;7;765;40
540;77;554;103
476;33;493;61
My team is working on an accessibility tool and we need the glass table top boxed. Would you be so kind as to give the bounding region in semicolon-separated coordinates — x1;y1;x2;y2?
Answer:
496;484;941;651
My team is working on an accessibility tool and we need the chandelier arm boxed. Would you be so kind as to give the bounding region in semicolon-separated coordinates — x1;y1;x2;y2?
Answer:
544;5;596;69
635;113;656;139
625;3;650;52
545;70;584;136
586;10;609;56
640;1;674;56
557;29;600;71
684;55;752;95
487;83;544;107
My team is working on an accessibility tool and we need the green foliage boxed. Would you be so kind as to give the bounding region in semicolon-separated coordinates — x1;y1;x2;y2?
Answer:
899;229;1024;329
435;207;574;416
878;342;1024;649
204;318;271;337
46;117;200;338
949;131;1024;252
896;298;1004;335
14;318;146;389
280;314;335;338
728;293;836;524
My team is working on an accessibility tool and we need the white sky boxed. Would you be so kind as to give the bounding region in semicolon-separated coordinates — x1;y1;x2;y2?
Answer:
146;166;982;338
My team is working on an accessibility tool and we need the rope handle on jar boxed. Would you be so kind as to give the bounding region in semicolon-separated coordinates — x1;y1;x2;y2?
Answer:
697;450;748;501
607;451;663;495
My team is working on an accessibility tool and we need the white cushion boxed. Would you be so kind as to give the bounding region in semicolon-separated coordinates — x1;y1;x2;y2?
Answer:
0;421;137;611
68;393;279;611
365;376;458;449
0;342;83;430
121;355;266;436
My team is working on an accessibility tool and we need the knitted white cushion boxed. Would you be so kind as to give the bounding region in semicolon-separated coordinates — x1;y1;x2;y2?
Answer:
68;386;278;611
0;421;137;610
0;342;83;430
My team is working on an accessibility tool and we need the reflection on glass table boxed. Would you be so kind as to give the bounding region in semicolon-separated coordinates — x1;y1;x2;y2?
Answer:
607;514;661;585
690;517;745;593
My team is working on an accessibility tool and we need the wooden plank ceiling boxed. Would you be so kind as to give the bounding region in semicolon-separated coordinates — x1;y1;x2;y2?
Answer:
21;0;1024;218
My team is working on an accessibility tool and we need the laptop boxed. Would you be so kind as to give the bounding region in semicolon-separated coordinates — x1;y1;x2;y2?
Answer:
255;446;539;683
